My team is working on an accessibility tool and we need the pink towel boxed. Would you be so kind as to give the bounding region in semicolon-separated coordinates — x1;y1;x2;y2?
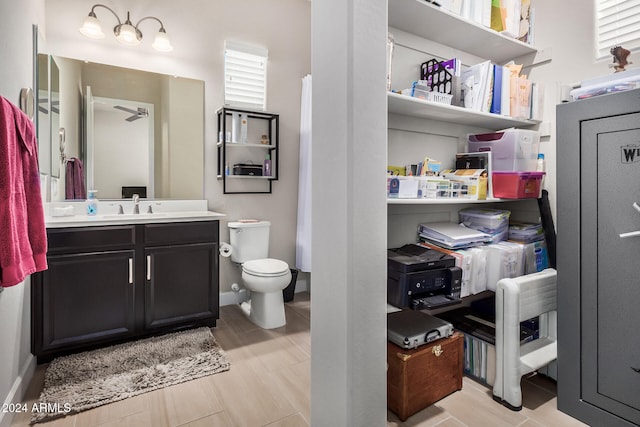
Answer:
0;96;48;287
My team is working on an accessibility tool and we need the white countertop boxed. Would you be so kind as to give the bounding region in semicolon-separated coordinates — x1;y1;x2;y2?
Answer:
44;200;225;228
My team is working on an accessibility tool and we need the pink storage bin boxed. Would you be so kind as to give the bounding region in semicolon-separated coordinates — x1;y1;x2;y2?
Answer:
492;171;544;199
468;130;540;172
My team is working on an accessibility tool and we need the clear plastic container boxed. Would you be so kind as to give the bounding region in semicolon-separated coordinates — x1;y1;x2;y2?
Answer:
458;207;511;242
467;129;540;171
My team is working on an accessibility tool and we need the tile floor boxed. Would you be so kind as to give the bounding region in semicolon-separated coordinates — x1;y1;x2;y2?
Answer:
11;293;586;426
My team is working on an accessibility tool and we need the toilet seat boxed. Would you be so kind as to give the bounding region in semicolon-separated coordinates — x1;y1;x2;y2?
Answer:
243;258;289;277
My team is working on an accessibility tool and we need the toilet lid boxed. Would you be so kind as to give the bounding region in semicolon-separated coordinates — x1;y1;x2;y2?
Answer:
243;258;290;276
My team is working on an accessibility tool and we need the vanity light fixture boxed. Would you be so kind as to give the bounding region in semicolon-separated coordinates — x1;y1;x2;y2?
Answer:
79;4;173;52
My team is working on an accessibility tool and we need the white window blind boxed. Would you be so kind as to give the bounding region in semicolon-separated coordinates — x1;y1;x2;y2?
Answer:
224;41;268;111
596;0;640;60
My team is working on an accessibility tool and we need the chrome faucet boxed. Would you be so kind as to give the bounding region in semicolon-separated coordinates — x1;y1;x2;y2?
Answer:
132;194;140;214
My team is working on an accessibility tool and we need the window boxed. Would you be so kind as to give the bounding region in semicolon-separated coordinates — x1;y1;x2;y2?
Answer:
224;41;268;111
595;0;640;60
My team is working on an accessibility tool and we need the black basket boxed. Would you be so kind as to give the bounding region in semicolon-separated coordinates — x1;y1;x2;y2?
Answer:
420;58;453;94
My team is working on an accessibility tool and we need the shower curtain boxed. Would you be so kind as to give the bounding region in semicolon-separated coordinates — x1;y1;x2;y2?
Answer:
296;74;312;272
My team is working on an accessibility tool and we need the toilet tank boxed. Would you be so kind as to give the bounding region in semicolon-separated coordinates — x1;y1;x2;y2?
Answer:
227;221;270;263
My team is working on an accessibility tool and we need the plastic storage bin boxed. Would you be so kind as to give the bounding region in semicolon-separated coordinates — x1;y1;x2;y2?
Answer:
459;208;511;243
492;171;544;199
467;130;540;172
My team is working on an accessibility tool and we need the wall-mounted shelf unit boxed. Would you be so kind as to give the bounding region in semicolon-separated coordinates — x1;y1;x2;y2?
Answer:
216;107;279;194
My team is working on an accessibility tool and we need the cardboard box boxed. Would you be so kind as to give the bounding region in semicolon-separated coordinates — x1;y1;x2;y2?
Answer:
440;169;488;200
387;176;420;198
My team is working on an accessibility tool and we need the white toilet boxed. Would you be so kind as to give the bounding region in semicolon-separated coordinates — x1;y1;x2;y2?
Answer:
228;221;292;329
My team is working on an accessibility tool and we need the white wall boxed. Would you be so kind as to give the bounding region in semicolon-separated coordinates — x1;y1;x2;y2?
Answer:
0;3;45;426
44;0;311;293
525;0;638;224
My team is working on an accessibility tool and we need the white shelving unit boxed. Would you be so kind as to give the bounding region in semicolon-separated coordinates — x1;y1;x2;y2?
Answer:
386;0;543;280
388;0;537;63
388;92;539;129
387;0;539;209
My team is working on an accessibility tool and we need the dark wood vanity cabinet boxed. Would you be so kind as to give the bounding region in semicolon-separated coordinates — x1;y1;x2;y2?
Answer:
143;222;219;330
32;221;219;362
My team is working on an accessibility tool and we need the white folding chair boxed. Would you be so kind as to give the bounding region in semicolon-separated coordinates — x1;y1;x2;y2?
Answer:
493;268;557;410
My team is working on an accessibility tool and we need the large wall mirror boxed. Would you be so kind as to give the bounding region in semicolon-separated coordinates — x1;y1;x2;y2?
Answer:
36;54;61;179
37;55;205;200
36;53;51;177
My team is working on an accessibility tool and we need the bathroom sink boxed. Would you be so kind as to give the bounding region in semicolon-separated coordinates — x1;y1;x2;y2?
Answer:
102;213;169;219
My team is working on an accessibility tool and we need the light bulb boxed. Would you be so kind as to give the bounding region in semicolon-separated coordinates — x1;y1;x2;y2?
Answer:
152;29;173;52
79;14;105;39
115;23;141;46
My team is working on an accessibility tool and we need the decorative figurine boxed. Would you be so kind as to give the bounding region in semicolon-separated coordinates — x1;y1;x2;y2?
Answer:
610;45;632;73
260;134;270;145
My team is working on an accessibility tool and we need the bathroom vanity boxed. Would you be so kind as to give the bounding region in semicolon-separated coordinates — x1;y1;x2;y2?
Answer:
31;202;224;362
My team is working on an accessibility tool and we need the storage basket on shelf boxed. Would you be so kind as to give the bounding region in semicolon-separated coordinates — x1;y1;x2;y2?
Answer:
425;92;453;105
411;80;454;105
492;171;545;199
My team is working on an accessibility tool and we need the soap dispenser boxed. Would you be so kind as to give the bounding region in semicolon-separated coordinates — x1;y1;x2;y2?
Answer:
86;190;99;216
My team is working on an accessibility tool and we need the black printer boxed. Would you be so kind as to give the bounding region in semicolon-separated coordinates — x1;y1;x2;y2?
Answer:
387;244;462;310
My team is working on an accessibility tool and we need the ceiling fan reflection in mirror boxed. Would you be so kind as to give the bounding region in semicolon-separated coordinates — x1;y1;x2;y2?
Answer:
38;98;60;114
114;105;149;122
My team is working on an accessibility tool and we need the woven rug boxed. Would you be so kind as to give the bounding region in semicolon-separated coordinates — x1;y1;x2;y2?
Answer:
32;327;230;424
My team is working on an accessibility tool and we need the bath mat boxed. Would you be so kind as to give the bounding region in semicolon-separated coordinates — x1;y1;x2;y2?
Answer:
31;327;230;424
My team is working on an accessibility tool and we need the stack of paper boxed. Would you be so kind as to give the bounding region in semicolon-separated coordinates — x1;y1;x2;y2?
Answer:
462;60;493;112
418;222;492;249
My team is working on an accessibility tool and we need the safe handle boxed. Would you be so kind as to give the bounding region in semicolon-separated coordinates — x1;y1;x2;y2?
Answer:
620;231;640;239
618;202;640;238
